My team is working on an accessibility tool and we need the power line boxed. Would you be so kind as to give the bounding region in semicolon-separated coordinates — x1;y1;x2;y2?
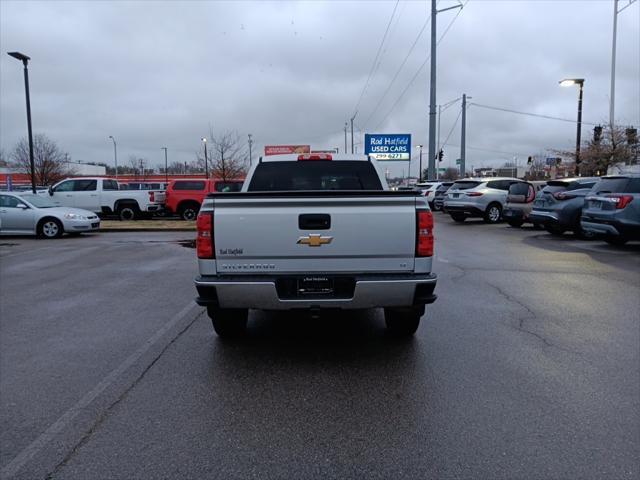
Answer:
441;108;462;147
373;0;468;130
363;15;431;129
469;102;600;126
352;0;400;117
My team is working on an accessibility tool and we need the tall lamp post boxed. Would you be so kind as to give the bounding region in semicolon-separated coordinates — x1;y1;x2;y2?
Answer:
7;51;36;193
108;136;118;180
416;144;424;182
161;147;168;184
560;78;585;176
201;138;209;178
248;134;253;166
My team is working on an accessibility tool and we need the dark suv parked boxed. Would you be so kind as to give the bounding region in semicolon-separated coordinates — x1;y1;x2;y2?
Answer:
529;177;600;238
581;174;640;245
432;182;453;211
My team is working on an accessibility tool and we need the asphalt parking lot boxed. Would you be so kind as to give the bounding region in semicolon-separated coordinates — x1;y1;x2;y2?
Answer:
1;218;639;479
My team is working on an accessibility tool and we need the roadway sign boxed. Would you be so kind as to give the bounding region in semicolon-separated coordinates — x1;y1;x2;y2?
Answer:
364;134;411;161
455;159;462;165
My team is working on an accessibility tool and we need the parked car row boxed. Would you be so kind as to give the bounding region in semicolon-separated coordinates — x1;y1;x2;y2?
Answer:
434;174;639;246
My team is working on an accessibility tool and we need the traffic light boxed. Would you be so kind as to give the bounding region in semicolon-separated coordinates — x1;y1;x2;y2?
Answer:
626;127;637;145
527;156;533;165
593;125;603;143
438;149;444;162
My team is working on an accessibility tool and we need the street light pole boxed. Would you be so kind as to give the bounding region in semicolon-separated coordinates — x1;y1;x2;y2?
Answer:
201;138;209;178
108;136;118;180
161;147;168;184
417;145;424;182
7;52;36;193
610;0;619;131
248;134;253;166
350;113;357;154
344;123;348;153
560;78;585;176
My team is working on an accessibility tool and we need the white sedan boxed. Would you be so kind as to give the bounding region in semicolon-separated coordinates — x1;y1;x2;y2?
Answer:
0;192;100;238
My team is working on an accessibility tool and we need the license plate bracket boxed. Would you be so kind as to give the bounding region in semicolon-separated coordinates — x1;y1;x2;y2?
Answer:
297;276;334;296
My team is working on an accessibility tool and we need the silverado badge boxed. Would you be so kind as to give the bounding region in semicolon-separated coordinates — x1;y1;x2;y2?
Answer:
297;234;333;247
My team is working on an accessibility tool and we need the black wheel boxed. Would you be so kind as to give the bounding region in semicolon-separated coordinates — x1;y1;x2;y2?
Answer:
118;204;138;221
575;227;596;240
545;225;564;236
508;220;524;228
208;307;248;337
450;213;466;223
38;218;63;239
432;203;442;212
384;307;423;337
605;236;628;246
484;203;502;224
180;203;199;221
533;223;544;230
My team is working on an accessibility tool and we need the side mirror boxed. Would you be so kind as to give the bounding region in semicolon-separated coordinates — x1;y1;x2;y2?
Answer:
48;186;53;196
17;203;28;210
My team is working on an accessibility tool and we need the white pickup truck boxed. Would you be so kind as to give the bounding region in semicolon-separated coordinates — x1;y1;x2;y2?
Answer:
46;177;161;220
194;153;438;337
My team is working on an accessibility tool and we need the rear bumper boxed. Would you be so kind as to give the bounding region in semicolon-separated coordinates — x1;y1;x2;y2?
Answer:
529;210;559;226
502;208;524;221
444;204;484;216
195;273;437;310
581;217;640;239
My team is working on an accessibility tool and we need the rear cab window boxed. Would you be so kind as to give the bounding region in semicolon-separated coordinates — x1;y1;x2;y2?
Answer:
214;181;243;192
172;181;206;191
247;161;383;191
103;180;119;190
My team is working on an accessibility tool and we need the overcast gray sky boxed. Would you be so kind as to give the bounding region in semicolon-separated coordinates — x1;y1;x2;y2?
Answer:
1;0;638;177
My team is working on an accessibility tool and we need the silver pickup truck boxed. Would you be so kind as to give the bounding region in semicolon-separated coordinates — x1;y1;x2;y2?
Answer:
194;153;437;337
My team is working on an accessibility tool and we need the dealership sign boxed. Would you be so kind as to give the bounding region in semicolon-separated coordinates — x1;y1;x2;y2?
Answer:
364;134;411;161
264;145;311;156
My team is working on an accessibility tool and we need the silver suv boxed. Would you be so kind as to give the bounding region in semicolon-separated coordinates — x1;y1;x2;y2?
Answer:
443;177;521;223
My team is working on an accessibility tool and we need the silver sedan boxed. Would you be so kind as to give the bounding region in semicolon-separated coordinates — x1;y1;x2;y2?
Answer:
0;192;100;238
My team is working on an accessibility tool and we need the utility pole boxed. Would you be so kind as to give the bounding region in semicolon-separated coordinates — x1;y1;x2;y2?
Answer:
248;134;253;166
610;0;618;131
161;147;168;184
350;112;357;154
428;1;463;181
417;144;424;182
460;93;467;178
344;123;348;153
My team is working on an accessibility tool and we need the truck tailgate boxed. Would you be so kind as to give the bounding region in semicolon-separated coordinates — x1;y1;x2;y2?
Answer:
212;193;418;274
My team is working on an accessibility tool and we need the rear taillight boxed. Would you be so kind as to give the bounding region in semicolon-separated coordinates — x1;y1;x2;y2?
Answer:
416;210;434;257
466;192;483;197
196;212;214;259
149;191;155;202
607;194;634;209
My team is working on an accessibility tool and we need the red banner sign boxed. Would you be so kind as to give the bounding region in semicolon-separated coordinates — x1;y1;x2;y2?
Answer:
264;145;311;156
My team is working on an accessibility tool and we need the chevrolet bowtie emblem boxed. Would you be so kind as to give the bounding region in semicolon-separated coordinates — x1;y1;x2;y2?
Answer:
297;234;333;247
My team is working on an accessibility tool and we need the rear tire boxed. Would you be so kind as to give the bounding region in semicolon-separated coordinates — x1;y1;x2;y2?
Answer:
117;204;138;221
450;213;466;223
545;225;564;236
605;236;628;246
38;218;63;239
208;307;248;337
179;203;200;221
508;220;524;228
384;307;423;337
484;203;502;224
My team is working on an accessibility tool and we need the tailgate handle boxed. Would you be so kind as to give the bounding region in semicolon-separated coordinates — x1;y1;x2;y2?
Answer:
299;214;331;230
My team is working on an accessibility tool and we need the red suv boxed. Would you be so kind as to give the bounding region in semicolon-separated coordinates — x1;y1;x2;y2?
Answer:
165;179;243;220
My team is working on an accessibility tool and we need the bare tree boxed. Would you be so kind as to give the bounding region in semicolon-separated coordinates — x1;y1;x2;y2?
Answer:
198;130;248;180
554;126;636;176
0;148;8;167
10;134;74;185
440;167;459;180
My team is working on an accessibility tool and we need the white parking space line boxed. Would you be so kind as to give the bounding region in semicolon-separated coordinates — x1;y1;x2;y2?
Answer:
1;301;199;479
